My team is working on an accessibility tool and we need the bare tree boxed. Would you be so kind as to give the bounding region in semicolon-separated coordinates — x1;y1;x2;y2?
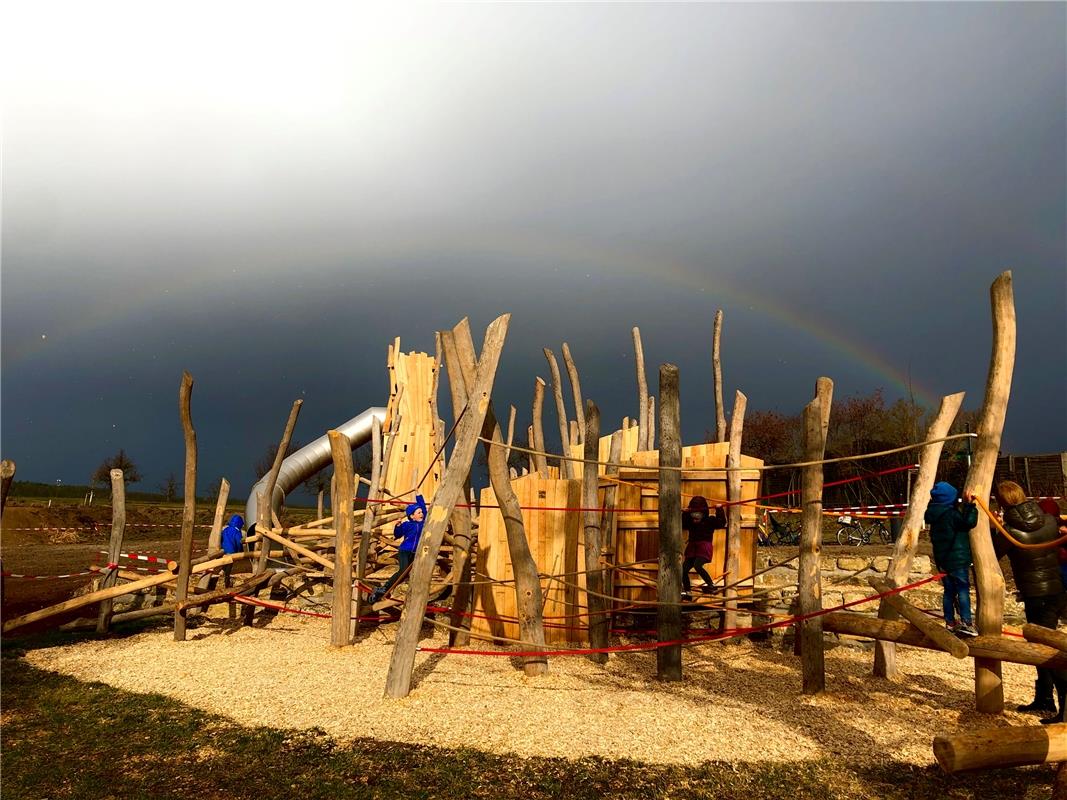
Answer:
91;449;142;487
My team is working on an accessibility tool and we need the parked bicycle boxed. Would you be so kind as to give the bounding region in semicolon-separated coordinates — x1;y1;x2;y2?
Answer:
762;512;802;546
835;515;892;546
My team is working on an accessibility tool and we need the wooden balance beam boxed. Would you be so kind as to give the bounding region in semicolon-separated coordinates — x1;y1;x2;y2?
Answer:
934;723;1067;772
868;576;969;659
821;611;1067;670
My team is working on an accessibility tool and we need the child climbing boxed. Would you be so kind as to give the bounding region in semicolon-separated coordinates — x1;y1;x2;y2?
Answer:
925;481;979;637
681;495;727;600
369;494;427;605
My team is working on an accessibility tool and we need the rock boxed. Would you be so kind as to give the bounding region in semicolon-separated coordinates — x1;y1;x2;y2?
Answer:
837;556;869;572
909;555;932;575
872;556;891;572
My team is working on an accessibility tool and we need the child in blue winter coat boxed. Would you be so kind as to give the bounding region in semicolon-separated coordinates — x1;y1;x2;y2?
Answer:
925;481;979;637
369;495;427;605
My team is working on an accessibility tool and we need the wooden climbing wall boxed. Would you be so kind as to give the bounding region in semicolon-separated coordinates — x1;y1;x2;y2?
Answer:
471;474;584;644
381;338;444;502
612;442;763;606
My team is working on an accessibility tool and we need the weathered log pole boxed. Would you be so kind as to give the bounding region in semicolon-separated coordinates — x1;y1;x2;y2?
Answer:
355;416;382;636
173;372;197;642
328;430;356;646
197;478;232;592
632;327;649;451
561;342;585;445
712;309;726;443
527;425;536;476
544;348;576;479
0;459;14;515
724;390;747;634
874;391;965;678
258;529;335;571
601;430;624;602
798;377;832;693
933;723;1067;773
317;490;324;520
3;554;248;633
583;400;608;661
439;330;476;646
451;318;548;671
254;399;304;575
532;377;549;477
963;271;1015;714
868;577;968;659
821;612;1067;668
1024;624;1067;654
96;469;127;634
177;571;274;613
647;395;656;452
385;314;511;698
657;364;683;681
504;405;516;464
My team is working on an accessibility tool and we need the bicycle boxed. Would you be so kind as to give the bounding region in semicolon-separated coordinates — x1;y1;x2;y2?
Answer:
835;515;892;546
767;513;802;545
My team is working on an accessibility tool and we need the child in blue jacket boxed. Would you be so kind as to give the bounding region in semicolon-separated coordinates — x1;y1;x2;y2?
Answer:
369;495;427;605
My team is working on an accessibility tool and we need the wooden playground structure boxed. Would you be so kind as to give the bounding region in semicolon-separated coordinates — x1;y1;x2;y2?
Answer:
3;271;1066;793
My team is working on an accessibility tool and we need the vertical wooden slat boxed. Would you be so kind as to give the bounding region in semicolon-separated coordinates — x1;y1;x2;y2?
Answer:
96;469;126;633
724;391;747;634
633;327;649;452
657;363;683;680
329;430;355;646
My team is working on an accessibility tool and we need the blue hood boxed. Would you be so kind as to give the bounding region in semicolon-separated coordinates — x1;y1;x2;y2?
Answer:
930;482;958;506
228;514;244;529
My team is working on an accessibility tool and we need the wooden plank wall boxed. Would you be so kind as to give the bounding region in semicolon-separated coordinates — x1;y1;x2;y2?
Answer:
381;339;445;502
472;474;583;644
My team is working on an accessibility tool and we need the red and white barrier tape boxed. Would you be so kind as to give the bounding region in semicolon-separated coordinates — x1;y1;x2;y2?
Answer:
1;570;96;580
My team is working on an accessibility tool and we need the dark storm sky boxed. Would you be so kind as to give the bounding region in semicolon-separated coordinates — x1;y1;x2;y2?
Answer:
2;3;1065;500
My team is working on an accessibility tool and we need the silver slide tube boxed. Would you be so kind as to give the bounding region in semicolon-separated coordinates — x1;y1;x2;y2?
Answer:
245;407;387;525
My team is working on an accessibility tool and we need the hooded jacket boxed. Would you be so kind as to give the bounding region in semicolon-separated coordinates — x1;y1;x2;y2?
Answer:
394;495;428;553
995;500;1064;598
924;501;976;572
682;496;727;561
221;514;244;555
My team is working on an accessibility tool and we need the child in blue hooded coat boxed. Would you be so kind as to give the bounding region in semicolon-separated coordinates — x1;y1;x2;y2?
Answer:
925;481;978;636
221;514;245;555
369;495;427;605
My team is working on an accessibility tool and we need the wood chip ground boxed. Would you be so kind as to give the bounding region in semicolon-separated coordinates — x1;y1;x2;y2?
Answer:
24;611;1038;767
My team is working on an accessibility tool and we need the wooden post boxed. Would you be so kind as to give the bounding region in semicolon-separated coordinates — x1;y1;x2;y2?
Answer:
452;318;548;673
385;314;512;698
798;377;832;693
934;724;1067;773
657;364;683;681
544;348;576;479
583;401;608;661
647;396;656;452
254;400;304;574
561;342;585;445
527;425;536;476
602;431;624;602
712;309;726;443
317;490;324;521
874;391;965;678
207;478;230;552
963;271;1015;714
0;459;14;515
724;391;747;634
532;377;549;477
504;405;516;464
328;430;355;646
173;371;197;642
355;416;382;635
633;327;649;451
96;469;127;633
439;330;476;646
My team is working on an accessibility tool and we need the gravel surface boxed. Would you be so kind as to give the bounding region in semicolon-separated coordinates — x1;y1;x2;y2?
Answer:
25;611;1038;767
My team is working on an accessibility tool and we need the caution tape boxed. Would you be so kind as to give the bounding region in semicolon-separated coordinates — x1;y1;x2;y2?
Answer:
1;570;96;580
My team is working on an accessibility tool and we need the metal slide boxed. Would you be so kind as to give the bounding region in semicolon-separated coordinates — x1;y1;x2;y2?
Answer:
245;407;387;525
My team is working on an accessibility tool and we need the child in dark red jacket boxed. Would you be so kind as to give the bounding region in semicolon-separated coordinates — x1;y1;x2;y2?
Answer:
681;496;726;599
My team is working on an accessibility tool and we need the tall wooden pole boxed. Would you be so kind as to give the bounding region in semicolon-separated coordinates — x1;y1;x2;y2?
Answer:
439;329;476;645
583;400;608;661
207;478;230;552
96;469;127;633
544;348;575;479
385;314;513;698
657;364;683;681
964;271;1015;714
254;400;303;574
317;490;324;521
874;391;965;678
712;309;727;443
532;377;549;477
601;430;624;602
328;430;356;646
504;405;516;465
724;390;747;634
174;371;197;642
633;327;649;452
452;318;548;672
647;395;656;452
798;377;832;693
0;459;14;515
561;343;585;446
354;416;382;636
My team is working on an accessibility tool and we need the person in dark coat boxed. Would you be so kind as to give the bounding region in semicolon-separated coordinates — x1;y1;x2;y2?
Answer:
925;482;978;637
681;495;726;599
368;495;427;605
994;481;1067;721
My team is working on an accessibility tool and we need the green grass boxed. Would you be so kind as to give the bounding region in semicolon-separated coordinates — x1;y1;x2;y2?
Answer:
0;636;1054;800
